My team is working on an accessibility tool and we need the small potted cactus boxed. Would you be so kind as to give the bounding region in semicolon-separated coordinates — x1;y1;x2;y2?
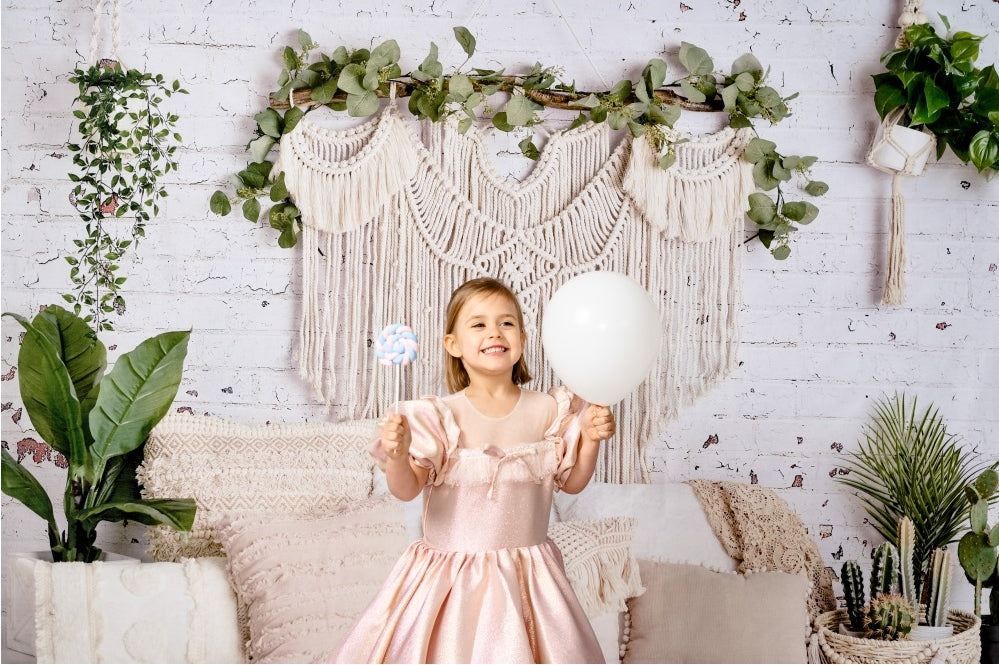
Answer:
957;469;999;663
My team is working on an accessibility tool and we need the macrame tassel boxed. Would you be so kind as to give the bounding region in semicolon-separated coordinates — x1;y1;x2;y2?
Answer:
278;109;420;233
881;174;907;305
623;128;755;241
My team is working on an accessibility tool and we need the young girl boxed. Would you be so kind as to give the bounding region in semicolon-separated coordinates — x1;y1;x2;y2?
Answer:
332;277;615;664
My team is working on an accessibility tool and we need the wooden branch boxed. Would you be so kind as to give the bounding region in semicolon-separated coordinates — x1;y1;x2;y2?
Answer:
269;81;724;113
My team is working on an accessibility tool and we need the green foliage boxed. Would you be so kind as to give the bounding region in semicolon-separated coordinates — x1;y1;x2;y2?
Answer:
958;469;999;623
898;516;919;610
871;542;900;599
836;392;995;582
863;593;916;640
924;548;953;628
65;61;187;332
210;29;826;260
842;560;866;631
0;306;196;563
872;15;999;174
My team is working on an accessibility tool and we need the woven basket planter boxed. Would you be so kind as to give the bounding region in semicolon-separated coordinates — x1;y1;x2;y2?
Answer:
814;609;981;664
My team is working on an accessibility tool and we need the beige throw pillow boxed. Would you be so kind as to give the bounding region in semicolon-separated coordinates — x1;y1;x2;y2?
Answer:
216;495;410;664
138;412;379;560
624;560;809;664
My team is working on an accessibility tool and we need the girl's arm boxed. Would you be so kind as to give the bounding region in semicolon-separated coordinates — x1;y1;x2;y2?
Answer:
381;413;430;501
560;405;615;494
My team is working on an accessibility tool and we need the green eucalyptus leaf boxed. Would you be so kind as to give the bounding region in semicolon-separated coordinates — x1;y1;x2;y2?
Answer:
337;63;367;95
371;39;400;64
247;135;277;164
242;197;261;223
609;79;633;103
679;42;714;76
731;53;763;77
269;171;289;202
747;192;778;225
772;244;791;260
644;58;668;90
491;112;515;132
449;73;474;98
518;136;540;160
283;107;305;135
570;93;601;109
310;77;339;105
347;90;379;117
505;94;540;126
679;79;706;104
254;108;283;138
805;180;829;197
744;138;777;164
721;84;740;111
453;27;476;58
782;201;819;224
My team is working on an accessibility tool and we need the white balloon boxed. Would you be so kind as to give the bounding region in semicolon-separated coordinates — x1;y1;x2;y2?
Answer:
541;271;661;406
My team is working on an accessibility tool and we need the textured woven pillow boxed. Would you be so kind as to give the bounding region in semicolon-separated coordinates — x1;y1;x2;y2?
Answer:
137;412;379;560
548;517;644;618
623;560;810;664
216;495;410;664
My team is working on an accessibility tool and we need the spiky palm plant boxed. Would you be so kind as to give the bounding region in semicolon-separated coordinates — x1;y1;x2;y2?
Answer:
837;392;995;585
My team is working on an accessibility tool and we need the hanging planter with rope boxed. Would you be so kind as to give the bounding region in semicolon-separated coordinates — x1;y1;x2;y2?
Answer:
64;0;187;331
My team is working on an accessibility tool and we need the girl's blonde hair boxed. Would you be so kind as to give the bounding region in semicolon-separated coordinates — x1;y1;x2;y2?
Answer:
444;277;532;393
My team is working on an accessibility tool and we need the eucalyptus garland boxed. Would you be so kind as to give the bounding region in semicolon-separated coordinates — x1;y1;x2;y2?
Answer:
211;28;827;259
66;60;187;331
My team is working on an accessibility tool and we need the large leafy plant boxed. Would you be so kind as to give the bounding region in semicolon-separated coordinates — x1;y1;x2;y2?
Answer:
0;305;196;562
872;15;999;175
211;28;826;260
66;61;187;332
836;392;996;582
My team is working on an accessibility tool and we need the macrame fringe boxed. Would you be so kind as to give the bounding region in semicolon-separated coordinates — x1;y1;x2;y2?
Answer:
569;543;645;617
623;128;755;241
287;110;750;483
881;174;906;306
278;108;420;234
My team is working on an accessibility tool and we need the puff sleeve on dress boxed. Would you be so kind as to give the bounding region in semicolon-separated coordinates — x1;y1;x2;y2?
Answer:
546;385;589;489
370;397;461;486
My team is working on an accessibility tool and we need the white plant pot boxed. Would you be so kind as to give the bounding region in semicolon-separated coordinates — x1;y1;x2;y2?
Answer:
4;550;138;657
868;123;934;175
909;624;954;641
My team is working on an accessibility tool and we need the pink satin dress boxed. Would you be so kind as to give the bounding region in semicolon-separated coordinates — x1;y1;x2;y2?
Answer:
331;386;603;664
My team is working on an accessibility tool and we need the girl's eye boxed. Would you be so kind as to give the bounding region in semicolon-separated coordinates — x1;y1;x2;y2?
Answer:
502;321;515;327
472;322;485;328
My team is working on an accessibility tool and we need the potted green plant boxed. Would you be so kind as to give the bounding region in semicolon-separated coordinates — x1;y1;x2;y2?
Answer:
836;392;993;585
65;60;187;332
870;15;999;176
958;469;999;663
1;304;196;563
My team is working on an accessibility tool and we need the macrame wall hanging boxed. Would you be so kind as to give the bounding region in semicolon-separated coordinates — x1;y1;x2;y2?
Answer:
277;104;754;483
866;0;936;306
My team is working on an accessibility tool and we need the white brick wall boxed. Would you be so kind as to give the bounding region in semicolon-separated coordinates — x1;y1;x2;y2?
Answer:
2;0;997;637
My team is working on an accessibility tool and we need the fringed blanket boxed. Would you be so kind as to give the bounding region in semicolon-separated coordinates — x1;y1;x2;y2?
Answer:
686;479;837;622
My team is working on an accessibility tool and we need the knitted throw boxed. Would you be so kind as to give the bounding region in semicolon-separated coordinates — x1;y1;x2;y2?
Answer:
278;107;754;482
686;479;837;622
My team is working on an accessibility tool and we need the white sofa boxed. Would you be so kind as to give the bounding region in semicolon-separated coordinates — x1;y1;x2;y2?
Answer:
6;412;832;664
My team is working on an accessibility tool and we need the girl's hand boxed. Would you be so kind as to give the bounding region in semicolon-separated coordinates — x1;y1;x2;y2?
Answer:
582;405;615;442
380;413;411;461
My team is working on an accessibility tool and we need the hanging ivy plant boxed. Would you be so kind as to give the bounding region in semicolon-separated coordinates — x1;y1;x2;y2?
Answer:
66;60;187;331
211;29;826;259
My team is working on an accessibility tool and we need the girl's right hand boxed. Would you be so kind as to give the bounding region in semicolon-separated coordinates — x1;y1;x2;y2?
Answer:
380;413;411;461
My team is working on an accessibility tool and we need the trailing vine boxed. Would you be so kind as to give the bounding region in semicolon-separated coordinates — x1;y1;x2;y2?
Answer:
66;60;186;331
211;28;827;259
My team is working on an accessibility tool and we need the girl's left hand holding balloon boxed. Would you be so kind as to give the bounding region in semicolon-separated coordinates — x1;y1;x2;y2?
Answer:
581;404;615;443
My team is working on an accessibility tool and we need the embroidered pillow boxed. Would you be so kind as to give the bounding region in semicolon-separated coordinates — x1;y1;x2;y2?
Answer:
216;495;410;664
137;412;379;560
623;560;810;664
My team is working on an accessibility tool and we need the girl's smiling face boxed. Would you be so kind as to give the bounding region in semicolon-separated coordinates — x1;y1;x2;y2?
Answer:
443;291;525;383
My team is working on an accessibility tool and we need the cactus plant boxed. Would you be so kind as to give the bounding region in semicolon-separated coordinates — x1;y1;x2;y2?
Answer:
871;542;900;599
898;516;919;611
842;560;867;631
924;548;953;627
863;593;916;640
958;468;999;625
